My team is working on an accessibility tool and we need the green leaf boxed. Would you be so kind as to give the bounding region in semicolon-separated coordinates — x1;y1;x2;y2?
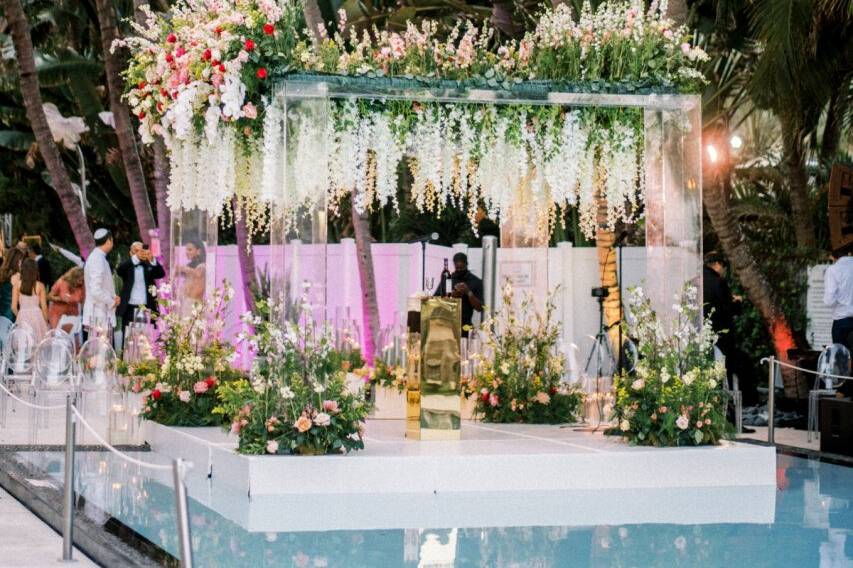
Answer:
0;130;34;151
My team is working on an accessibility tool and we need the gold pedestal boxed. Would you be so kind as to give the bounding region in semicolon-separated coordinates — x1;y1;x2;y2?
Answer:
406;297;462;440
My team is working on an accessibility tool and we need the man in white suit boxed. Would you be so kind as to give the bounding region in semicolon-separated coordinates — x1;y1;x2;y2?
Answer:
82;228;119;338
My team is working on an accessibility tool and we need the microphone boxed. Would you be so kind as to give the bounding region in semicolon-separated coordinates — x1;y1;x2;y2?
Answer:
408;232;439;244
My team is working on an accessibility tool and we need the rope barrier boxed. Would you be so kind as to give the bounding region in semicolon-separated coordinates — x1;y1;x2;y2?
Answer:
761;357;852;382
0;381;65;410
70;406;173;472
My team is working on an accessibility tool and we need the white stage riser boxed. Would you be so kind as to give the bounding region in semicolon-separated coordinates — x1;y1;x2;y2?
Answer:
143;421;776;499
165;478;776;532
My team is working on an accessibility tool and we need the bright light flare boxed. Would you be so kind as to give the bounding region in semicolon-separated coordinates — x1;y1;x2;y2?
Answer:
730;135;743;150
706;144;719;163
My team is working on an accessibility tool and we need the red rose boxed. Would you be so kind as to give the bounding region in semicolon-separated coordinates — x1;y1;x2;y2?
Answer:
160;88;168;97
218;64;226;72
550;386;558;396
137;80;147;90
202;49;212;60
256;67;267;79
137;111;146;119
152;389;161;400
480;391;490;403
263;23;274;35
166;33;177;43
244;39;255;51
211;59;219;67
205;376;216;388
214;26;222;35
175;47;186;58
165;53;174;63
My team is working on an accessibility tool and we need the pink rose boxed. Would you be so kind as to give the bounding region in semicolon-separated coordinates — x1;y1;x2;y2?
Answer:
230;420;241;434
193;381;209;394
242;103;257;119
266;440;279;454
681;42;691;55
489;393;499;407
322;400;339;413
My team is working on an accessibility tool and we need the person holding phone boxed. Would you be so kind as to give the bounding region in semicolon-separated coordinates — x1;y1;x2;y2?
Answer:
117;241;165;340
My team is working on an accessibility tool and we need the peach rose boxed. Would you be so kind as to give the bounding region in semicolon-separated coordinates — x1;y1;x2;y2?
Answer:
295;415;312;433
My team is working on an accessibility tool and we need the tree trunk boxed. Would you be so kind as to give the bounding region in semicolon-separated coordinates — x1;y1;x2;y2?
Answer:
233;198;257;313
704;158;802;362
352;200;380;364
780;113;817;251
594;187;621;352
301;0;325;38
665;0;690;27
153;136;170;274
4;0;95;255
491;1;518;38
95;0;157;244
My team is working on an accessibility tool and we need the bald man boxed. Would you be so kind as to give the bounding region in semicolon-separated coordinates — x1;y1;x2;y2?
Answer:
116;241;165;338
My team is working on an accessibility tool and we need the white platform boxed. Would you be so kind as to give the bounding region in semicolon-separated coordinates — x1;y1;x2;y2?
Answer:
144;420;776;498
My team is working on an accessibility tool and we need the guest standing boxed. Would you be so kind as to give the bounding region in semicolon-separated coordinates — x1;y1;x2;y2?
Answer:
82;229;118;338
48;267;85;331
434;252;483;336
0;248;25;322
12;258;48;342
29;243;53;289
116;241;165;337
703;252;758;407
823;247;853;346
176;238;206;303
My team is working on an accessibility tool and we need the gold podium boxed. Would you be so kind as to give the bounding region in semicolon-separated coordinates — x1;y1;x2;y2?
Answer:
406;296;462;440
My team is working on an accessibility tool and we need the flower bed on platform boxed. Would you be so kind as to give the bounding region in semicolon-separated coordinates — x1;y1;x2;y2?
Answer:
128;283;244;427
466;285;584;423
214;298;370;455
611;286;733;446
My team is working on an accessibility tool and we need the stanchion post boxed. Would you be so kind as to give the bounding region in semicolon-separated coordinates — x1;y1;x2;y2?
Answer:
172;458;193;568
767;356;775;445
61;394;76;562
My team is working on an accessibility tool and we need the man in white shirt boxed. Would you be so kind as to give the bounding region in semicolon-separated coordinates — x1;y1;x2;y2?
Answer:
116;241;165;338
823;247;853;346
82;229;119;338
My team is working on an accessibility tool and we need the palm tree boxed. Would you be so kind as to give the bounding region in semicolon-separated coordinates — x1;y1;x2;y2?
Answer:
3;0;95;254
95;0;157;245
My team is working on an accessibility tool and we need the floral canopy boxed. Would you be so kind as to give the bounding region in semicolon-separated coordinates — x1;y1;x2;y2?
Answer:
119;0;707;239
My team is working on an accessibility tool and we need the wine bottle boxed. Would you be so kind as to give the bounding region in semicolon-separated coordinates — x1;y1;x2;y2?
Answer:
441;259;452;296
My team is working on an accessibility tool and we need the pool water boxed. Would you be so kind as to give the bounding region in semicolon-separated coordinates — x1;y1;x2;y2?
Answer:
14;452;853;567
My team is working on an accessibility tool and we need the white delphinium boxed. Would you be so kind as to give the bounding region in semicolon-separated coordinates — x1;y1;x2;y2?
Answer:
370;111;404;210
410;106;444;212
260;98;284;206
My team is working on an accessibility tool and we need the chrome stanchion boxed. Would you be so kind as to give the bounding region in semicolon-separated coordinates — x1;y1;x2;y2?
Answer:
767;356;775;445
172;458;194;568
61;394;76;562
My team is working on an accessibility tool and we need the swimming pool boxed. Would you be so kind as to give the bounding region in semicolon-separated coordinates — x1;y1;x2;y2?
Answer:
12;451;853;567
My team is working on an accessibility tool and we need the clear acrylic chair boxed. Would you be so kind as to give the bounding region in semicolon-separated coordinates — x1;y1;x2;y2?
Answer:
76;337;119;443
0;316;13;352
45;327;75;354
77;337;118;392
0;326;37;427
714;346;742;433
32;337;76;430
808;343;850;442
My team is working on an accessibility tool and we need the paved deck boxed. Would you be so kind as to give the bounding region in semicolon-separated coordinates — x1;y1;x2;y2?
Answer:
0;487;97;567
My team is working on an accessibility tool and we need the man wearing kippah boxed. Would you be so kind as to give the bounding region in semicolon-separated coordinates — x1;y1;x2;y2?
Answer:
82;229;119;340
